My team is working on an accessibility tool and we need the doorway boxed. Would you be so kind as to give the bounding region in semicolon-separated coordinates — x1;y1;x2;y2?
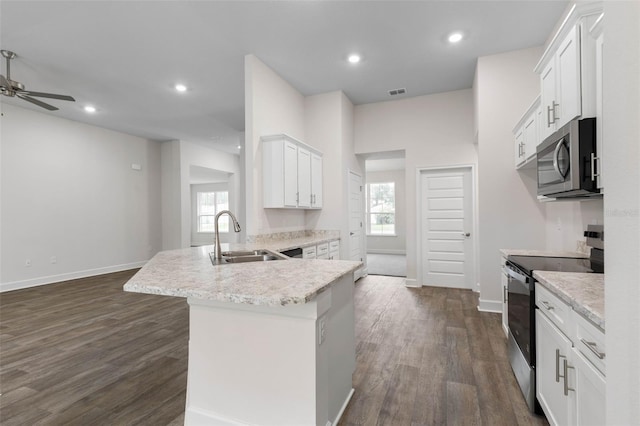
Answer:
417;166;476;290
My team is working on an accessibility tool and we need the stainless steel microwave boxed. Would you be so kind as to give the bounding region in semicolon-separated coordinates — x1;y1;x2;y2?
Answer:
536;117;600;198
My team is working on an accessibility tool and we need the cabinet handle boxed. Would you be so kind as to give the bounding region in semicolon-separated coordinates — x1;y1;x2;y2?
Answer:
296;192;299;203
547;105;555;127
540;300;554;311
580;338;606;359
555;349;564;383
563;359;575;396
590;153;601;182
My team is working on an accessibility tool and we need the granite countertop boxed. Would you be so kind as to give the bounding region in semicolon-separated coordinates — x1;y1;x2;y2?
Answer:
123;244;361;306
533;271;605;331
500;249;588;258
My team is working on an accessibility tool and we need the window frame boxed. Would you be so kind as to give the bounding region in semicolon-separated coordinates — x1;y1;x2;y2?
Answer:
196;191;229;234
365;182;397;237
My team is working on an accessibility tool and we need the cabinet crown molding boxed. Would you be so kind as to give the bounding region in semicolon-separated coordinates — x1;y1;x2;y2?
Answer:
534;1;604;74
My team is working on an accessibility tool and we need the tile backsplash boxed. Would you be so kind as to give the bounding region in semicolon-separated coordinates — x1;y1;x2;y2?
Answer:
247;229;340;244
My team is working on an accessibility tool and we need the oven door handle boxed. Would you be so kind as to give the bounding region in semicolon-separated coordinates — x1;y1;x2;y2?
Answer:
505;266;529;283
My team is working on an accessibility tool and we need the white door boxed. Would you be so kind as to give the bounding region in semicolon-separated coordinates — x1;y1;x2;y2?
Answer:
541;59;557;140
420;167;474;289
557;25;582;126
348;170;364;279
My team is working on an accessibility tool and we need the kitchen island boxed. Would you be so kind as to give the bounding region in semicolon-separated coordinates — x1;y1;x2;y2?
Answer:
124;244;362;426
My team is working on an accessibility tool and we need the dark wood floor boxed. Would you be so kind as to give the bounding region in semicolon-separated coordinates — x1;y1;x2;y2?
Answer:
0;271;547;425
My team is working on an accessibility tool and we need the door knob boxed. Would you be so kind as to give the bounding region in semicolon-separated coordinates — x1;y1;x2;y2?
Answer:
462;232;470;237
350;232;355;236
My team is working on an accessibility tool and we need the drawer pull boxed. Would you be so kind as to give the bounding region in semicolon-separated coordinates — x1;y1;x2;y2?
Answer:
581;338;606;359
540;300;554;310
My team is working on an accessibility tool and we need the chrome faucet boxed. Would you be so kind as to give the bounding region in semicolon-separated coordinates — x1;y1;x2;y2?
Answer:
214;210;242;260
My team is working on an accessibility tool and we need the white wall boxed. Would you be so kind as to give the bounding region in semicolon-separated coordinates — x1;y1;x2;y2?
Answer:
365;169;406;255
603;1;640;423
354;89;476;285
304;91;363;259
244;54;306;237
545;199;604;251
161;140;240;250
475;46;547;310
1;104;162;291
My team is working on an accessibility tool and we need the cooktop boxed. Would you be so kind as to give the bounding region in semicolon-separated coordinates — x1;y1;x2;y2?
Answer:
508;253;604;275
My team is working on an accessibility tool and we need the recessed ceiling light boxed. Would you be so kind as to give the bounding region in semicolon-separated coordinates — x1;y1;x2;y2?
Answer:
448;32;464;43
175;83;187;92
348;54;361;64
237;145;242;150
84;105;96;113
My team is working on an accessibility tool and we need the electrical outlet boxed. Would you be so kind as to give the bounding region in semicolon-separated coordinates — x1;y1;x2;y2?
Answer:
50;256;57;264
318;317;327;345
25;259;32;267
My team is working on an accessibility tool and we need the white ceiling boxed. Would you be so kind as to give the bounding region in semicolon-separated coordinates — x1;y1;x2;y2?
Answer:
0;1;568;155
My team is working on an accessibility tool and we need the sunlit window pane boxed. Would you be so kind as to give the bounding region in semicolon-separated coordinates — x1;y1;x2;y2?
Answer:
366;183;395;235
196;191;230;233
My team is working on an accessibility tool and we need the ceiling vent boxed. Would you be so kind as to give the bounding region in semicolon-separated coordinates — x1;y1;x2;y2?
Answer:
388;88;406;96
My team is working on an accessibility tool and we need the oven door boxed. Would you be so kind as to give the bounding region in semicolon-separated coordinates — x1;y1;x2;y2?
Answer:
506;262;534;365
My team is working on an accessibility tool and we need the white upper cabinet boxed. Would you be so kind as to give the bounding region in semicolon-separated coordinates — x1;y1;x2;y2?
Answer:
262;134;323;210
535;3;602;141
513;96;540;169
590;13;604;190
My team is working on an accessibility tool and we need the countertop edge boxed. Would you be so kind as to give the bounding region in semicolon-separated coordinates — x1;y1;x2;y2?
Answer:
533;271;605;331
500;248;588;258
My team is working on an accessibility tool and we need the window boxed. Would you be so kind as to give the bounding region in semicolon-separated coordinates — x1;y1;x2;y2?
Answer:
366;182;395;235
197;191;229;233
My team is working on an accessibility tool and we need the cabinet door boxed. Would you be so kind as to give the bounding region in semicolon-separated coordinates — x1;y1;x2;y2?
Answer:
541;59;557;141
523;111;538;160
536;310;573;426
571;348;606;426
284;141;299;207
297;147;311;208
515;127;525;167
310;153;323;208
557;25;582;127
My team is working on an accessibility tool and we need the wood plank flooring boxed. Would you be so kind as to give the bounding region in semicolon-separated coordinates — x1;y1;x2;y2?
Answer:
0;271;547;425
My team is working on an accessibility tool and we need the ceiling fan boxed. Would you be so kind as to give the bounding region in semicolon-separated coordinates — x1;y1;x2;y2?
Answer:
0;50;75;111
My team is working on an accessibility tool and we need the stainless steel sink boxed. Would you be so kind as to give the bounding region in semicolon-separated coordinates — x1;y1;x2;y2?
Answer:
210;249;287;265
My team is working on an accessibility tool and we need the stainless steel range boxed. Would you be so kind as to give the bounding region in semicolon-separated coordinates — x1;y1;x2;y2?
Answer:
504;225;604;413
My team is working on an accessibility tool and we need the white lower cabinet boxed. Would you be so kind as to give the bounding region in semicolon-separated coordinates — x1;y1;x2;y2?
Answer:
302;246;316;259
535;283;606;426
316;243;329;260
536;310;573;426
329;240;340;260
302;240;340;260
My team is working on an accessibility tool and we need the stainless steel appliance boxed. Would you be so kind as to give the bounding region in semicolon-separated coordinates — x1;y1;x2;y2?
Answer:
537;117;600;198
505;226;604;414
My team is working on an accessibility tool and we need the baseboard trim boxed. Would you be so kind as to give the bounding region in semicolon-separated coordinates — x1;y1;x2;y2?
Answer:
404;278;420;288
366;249;406;255
332;388;355;425
0;261;147;293
477;298;502;313
185;406;242;425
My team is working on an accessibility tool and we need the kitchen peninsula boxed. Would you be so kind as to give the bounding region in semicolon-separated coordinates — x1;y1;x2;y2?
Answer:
124;244;361;426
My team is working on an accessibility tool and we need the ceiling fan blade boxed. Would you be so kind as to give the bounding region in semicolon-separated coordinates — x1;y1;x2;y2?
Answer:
19;90;75;102
17;94;59;111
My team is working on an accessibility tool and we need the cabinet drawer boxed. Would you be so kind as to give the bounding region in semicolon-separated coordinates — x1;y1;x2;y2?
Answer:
573;311;606;376
329;240;340;251
536;283;572;337
316;243;329;255
302;246;316;259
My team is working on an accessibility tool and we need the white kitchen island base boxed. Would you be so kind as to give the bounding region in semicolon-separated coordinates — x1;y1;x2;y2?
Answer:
184;273;355;426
